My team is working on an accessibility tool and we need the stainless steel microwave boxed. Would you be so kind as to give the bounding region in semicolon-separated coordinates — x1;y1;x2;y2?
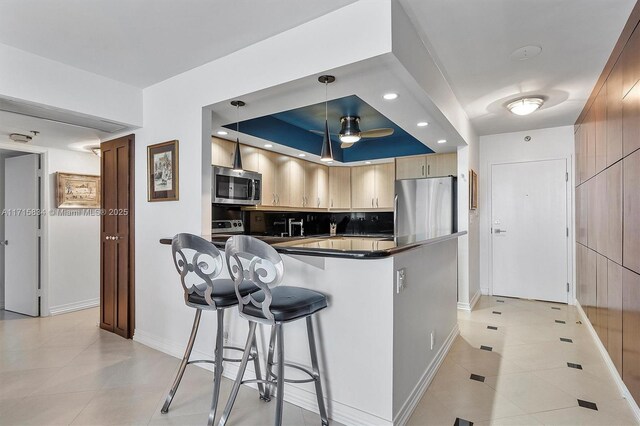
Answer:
212;166;262;205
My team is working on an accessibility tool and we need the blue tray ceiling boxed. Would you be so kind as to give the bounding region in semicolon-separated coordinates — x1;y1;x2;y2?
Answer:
223;95;433;163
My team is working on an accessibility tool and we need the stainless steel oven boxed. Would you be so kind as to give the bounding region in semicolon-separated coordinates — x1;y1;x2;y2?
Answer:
212;166;262;205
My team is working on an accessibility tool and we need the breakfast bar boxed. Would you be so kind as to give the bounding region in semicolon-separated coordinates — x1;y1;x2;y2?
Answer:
160;232;463;425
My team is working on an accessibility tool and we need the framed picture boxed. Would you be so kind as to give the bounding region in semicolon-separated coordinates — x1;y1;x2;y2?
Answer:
56;172;101;209
148;140;179;202
469;169;478;210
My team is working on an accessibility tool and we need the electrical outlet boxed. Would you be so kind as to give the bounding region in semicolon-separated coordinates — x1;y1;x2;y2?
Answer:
430;331;435;350
396;268;406;293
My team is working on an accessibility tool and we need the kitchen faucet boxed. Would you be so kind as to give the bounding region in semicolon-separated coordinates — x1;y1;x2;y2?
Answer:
288;218;304;237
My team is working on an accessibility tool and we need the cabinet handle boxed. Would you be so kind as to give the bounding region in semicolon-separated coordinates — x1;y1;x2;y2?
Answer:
371;198;374;207
422;165;425;176
427;164;430;176
317;197;320;208
331;199;333;208
376;198;379;208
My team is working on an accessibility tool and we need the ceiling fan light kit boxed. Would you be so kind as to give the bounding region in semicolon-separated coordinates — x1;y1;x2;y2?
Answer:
507;97;544;116
339;116;361;144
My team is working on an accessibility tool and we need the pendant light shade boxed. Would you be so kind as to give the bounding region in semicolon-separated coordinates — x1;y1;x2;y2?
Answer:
318;75;335;162
230;100;245;171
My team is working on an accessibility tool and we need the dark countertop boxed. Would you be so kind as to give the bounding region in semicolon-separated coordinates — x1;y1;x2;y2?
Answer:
159;232;466;259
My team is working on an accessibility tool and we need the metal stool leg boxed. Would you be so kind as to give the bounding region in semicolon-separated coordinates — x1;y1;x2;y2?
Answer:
208;309;225;426
306;316;329;425
161;309;202;414
263;325;277;401
251;332;267;400
219;321;258;426
274;323;285;426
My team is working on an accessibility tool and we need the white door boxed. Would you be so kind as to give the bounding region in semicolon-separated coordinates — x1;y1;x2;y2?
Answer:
491;159;568;303
4;154;39;316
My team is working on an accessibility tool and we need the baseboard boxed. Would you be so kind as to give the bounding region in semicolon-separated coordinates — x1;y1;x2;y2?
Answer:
393;323;460;426
480;287;489;295
49;298;99;316
575;301;640;422
457;289;481;311
134;328;391;426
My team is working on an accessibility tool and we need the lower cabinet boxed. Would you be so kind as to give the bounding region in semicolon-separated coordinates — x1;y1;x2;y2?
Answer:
608;260;623;376
623;267;640;400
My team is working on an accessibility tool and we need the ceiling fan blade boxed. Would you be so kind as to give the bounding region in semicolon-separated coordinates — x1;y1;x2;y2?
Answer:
360;128;394;138
340;142;356;149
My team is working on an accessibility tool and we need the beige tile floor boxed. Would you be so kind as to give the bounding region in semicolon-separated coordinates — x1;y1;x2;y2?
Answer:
408;296;639;426
0;308;329;426
1;296;638;425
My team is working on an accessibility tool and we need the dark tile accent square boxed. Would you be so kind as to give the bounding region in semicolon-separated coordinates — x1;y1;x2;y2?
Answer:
567;362;583;370
492;311;502;315
551;306;561;310
469;373;485;383
560;337;573;343
577;399;598;410
487;326;498;330
496;299;505;303
454;417;474;426
480;345;493;351
555;320;566;324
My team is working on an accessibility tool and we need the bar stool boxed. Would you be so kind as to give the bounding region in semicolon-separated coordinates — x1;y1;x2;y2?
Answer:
161;233;266;426
219;235;329;426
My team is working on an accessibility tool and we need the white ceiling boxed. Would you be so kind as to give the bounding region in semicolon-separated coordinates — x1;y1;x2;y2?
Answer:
401;0;636;135
0;0;355;88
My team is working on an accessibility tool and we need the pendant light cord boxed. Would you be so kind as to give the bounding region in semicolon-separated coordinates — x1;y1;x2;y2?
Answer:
236;103;240;138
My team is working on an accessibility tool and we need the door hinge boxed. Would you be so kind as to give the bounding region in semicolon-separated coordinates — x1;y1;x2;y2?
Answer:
566;227;569;237
567;283;570;293
565;172;568;182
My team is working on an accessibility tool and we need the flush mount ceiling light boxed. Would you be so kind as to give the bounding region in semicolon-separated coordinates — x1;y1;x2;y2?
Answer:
230;100;245;171
216;130;228;136
507;97;544;116
383;93;398;100
417;122;429;127
318;75;335;162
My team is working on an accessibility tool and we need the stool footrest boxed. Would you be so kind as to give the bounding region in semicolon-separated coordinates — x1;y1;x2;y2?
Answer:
267;362;318;384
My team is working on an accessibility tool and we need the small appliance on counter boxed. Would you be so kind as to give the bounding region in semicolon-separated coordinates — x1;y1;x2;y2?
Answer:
212;166;261;205
212;219;245;235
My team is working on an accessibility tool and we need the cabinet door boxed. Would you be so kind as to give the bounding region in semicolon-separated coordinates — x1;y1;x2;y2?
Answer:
396;156;426;179
623;81;640;157
623;267;640;402
585;107;596;180
211;137;234;168
623;149;640;274
596;253;608;347
316;164;329;208
329;167;351;209
607;62;624;166
594;86;607;174
427;153;457;177
240;145;259;172
374;163;395;209
274;154;291;207
259;151;276;206
351;165;376;209
607;161;623;265
608;259;623;376
289;157;306;208
303;162;319;208
575;125;586;184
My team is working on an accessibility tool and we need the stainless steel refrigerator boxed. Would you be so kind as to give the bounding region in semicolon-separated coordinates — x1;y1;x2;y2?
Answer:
394;176;457;244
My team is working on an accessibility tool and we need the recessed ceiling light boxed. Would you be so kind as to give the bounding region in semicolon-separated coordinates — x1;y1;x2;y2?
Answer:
216;130;228;135
365;161;372;164
383;93;398;100
298;153;306;157
507;97;544;116
437;139;447;144
417;122;429;127
327;161;333;164
264;144;273;148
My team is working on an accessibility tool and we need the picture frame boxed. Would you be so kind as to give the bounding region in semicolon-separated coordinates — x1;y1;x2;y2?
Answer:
469;169;478;210
56;172;101;209
148;140;179;202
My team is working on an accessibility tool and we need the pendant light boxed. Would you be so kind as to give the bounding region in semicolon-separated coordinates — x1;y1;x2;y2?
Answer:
230;100;245;171
318;75;335;162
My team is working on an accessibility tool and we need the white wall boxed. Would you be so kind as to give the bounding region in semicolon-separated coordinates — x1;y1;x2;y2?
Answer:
46;148;101;314
478;126;575;296
0;153;5;308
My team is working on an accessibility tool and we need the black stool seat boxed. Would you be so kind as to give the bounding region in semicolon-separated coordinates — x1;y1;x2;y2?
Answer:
242;286;327;322
188;279;257;308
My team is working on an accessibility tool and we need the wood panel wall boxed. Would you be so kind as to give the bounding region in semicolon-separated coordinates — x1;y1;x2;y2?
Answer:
575;2;640;401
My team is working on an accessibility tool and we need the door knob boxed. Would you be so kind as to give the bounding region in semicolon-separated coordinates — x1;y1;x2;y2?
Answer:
0;240;7;246
494;229;507;234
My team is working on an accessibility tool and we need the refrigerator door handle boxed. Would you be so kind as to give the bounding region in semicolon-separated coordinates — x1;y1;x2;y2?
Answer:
393;194;399;237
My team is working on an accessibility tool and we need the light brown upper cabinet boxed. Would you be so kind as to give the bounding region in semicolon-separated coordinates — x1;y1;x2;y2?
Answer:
303;162;329;209
240;145;259;172
622;27;640;98
585;107;597;181
351;163;395;209
623;81;640;157
395;153;457;180
595;86;607;174
258;150;276;206
211;137;234;168
607;161;623;265
623;149;640;274
329;167;351;209
288;157;306;208
274;153;292;207
575;125;584;185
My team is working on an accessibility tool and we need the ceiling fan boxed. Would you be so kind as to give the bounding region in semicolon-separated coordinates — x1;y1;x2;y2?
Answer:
311;115;394;149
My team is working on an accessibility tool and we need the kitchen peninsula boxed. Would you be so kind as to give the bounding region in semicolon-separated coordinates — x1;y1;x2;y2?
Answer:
160;231;463;425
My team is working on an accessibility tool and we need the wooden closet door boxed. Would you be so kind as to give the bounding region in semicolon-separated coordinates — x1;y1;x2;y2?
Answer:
100;134;135;338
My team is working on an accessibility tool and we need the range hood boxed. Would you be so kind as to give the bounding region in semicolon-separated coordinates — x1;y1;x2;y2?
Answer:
0;97;129;133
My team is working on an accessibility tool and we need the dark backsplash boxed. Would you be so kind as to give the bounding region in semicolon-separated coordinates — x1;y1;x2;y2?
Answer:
245;211;394;236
